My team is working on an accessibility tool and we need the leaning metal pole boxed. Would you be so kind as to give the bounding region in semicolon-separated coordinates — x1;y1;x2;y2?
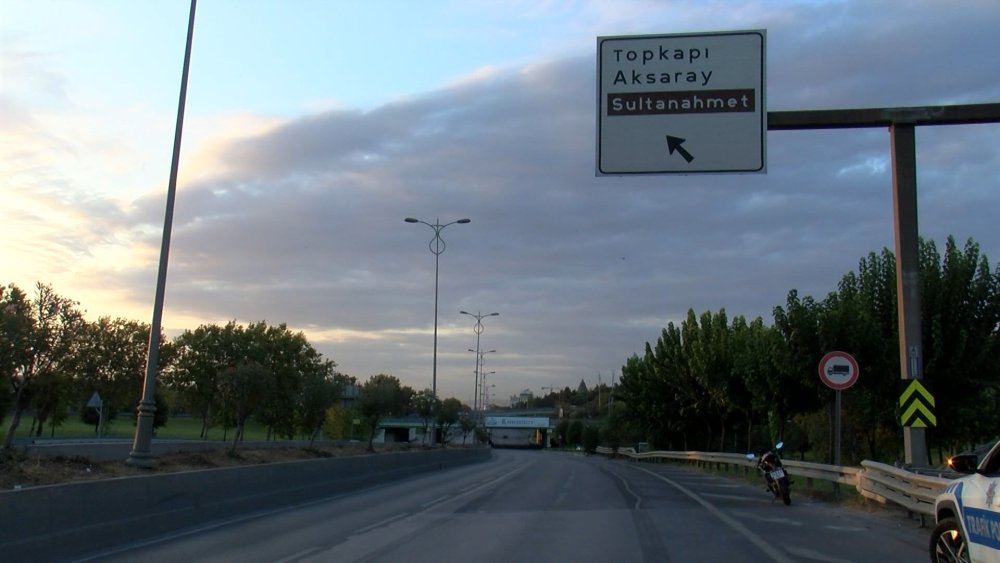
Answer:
127;0;197;467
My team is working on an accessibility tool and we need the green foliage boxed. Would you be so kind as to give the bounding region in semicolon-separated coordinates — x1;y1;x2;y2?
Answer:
359;374;412;452
217;362;275;452
553;419;570;447
297;368;342;446
567;420;583;445
601;403;626;453
167;320;338;442
458;413;478;445
1;283;86;450
435;397;463;443
581;425;600;453
617;236;1000;463
411;389;440;444
322;403;354;440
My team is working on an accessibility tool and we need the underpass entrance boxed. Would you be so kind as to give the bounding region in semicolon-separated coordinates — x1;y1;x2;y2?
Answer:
484;416;550;449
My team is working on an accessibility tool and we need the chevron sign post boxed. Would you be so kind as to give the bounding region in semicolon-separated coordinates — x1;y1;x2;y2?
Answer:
899;379;936;428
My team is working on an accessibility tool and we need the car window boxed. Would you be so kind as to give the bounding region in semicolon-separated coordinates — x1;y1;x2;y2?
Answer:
980;442;1000;476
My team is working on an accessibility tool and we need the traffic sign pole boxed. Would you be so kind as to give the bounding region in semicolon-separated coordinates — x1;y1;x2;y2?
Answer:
819;351;858;466
834;390;842;466
891;124;928;467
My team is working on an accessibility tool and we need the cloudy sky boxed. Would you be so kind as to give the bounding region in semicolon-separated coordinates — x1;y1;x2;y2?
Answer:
3;0;998;407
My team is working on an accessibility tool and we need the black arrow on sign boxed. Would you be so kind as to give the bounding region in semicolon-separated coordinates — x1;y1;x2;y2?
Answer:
666;135;694;163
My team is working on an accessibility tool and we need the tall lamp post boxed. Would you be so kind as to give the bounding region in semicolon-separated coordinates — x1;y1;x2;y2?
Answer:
405;217;470;397
460;310;498;411
478;353;496;410
482;373;496;410
128;0;197;467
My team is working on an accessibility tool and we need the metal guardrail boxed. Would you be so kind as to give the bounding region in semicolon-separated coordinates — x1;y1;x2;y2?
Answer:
596;446;950;524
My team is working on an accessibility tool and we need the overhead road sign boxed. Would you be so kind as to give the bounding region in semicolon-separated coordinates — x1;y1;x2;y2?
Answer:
597;30;766;175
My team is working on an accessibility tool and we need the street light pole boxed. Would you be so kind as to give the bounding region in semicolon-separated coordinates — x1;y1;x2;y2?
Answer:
478;352;496;411
405;217;470;398
460;310;498;411
128;0;197;468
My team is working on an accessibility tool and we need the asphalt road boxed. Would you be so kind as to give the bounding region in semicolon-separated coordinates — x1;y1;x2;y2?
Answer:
80;449;927;562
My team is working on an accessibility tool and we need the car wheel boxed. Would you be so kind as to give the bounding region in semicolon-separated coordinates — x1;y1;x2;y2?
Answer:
929;518;970;563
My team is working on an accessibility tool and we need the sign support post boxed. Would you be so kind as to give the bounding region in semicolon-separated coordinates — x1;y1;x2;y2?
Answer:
890;123;928;467
819;351;859;466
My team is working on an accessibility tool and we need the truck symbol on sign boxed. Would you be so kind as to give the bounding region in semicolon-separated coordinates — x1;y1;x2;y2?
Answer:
827;364;851;377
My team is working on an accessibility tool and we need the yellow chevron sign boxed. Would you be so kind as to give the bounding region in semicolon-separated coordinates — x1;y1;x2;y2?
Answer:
899;379;936;427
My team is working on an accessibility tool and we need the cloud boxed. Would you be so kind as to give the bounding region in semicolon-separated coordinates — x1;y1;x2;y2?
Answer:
4;0;999;402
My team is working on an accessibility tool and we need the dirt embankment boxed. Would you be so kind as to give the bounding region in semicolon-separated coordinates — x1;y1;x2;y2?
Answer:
0;445;377;490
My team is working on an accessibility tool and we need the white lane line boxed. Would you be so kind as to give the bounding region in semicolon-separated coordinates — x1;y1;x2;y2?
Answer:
420;495;452;509
824;525;868;532
353;513;410;535
786;546;852;562
701;492;762;501
630;464;796;563
273;546;324;563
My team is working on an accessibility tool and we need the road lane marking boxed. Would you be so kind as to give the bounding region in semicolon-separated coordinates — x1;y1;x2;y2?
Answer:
786;546;852;562
420;495;452;509
354;513;411;535
701;493;762;501
630;464;796;563
604;467;643;510
316;462;531;561
273;546;324;563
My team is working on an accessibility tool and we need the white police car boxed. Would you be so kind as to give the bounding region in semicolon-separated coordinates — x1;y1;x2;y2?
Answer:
931;439;1000;562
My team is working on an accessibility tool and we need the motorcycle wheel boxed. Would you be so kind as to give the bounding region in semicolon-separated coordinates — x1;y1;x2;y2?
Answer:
777;476;791;505
929;518;970;563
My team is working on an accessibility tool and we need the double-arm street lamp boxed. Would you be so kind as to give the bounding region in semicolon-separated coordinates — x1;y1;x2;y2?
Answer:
405;217;470;397
466;348;496;412
461;309;498;411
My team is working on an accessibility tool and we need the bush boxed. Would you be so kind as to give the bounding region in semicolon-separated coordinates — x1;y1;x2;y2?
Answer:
582;426;600;453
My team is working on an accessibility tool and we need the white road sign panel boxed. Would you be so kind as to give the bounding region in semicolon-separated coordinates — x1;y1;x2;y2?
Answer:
597;30;766;175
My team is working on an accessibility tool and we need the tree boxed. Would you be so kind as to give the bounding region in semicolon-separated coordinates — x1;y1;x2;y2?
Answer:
568;420;584;446
2;283;85;451
921;237;1000;451
435;397;463;444
297;367;342;447
730;315;778;452
771;290;826;441
581;424;600;454
359;374;411;452
216;362;275;453
458;413;477;445
412;389;440;444
74;317;158;433
818;249;901;462
167;322;242;438
553;419;570;448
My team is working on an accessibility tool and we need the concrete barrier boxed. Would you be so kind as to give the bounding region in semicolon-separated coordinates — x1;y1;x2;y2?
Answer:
0;447;491;561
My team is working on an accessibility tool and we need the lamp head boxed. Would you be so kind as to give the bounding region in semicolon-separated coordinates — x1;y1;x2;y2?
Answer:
404;217;418;223
456;218;471;224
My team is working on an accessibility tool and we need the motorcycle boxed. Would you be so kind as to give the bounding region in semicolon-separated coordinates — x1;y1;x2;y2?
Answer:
747;441;792;505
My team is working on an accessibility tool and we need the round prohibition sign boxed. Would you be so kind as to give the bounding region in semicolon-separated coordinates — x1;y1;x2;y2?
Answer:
818;351;859;390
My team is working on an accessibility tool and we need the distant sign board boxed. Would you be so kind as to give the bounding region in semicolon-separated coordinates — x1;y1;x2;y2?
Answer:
596;30;766;175
484;416;550;428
